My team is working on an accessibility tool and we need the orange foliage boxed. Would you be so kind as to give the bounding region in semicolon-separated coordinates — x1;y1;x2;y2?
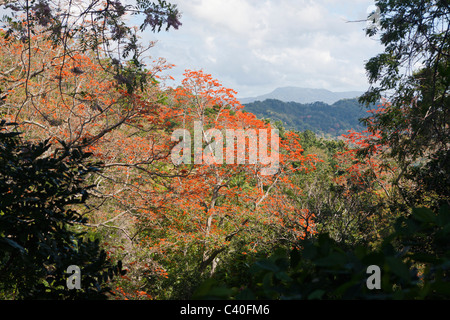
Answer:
131;69;319;276
333;102;396;200
0;28;319;295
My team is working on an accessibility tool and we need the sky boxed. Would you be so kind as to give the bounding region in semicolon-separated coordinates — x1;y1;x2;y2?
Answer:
138;0;384;99
0;0;384;99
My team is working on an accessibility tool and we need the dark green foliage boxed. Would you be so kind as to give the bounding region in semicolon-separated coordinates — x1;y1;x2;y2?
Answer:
359;0;449;207
194;205;450;300
243;98;372;137
0;120;125;299
137;0;182;32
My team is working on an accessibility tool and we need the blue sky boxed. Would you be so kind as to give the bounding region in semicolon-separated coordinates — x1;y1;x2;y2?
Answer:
138;0;384;99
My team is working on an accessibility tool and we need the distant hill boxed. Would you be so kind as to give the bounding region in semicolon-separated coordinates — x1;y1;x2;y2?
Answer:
243;98;372;137
239;86;364;105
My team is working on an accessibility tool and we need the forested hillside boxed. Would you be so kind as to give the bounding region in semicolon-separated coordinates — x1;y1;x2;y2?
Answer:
243;98;371;137
0;0;448;303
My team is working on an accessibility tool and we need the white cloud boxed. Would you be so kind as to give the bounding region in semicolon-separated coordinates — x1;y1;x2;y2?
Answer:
138;0;383;98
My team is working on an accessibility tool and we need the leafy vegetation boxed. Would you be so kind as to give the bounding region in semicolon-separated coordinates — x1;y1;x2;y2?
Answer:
0;120;125;299
243;98;372;137
0;0;448;301
195;205;450;300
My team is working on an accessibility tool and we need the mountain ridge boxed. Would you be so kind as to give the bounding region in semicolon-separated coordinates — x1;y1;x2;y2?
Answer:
239;86;364;105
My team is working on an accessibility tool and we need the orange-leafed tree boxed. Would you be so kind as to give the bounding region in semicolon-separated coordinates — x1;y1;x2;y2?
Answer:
129;70;319;299
0;22;181;299
0;7;318;299
330;102;403;245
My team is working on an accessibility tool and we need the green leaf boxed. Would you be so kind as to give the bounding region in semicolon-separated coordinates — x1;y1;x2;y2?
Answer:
192;279;233;300
386;256;410;282
412;207;436;223
290;249;301;268
314;252;347;268
430;282;450;297
308;289;325;300
255;260;280;273
235;288;255;300
275;271;292;283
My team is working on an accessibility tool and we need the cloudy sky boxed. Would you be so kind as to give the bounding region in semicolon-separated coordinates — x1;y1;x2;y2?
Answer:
0;0;384;98
137;0;384;99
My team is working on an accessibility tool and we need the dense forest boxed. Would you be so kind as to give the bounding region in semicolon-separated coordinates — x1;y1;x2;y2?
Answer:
0;0;449;301
243;98;370;137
